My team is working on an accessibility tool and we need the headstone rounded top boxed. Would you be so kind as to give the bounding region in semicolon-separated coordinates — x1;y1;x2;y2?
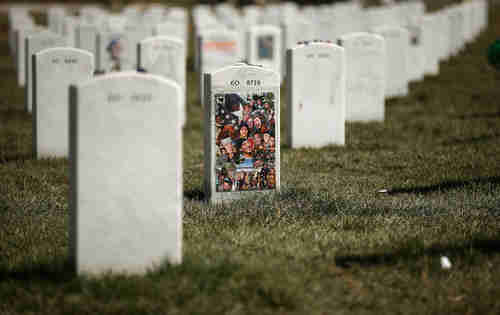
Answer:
26;30;59;39
199;26;236;37
140;35;184;46
339;32;385;42
211;62;280;84
76;70;181;90
372;25;409;33
35;46;93;58
249;24;281;32
293;40;344;51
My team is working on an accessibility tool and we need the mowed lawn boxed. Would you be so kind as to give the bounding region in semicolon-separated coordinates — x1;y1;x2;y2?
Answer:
1;2;500;315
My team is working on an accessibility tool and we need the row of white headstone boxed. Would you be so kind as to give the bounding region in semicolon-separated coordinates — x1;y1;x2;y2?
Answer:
194;0;488;80
6;1;489;276
29;49;271;274
195;0;488;148
9;5;189;129
9;4;188;83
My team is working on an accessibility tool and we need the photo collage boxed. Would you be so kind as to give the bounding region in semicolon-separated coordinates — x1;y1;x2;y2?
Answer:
215;92;276;192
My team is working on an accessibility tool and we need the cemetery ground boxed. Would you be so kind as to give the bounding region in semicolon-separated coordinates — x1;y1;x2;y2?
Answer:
1;5;500;315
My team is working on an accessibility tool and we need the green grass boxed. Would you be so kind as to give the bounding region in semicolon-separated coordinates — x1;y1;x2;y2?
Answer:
1;1;500;314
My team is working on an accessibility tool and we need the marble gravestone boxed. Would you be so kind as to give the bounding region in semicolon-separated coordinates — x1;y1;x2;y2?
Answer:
247;25;282;76
198;29;242;76
406;22;425;82
26;33;66;113
286;42;346;148
372;26;409;98
16;27;44;87
204;63;280;202
339;33;386;122
281;17;315;77
69;72;183;275
96;29;150;73
448;6;464;57
138;36;186;126
421;14;439;76
198;29;242;104
121;28;152;70
96;32;125;73
434;11;450;62
62;16;77;47
154;21;187;43
75;24;98;56
47;7;65;35
33;47;93;158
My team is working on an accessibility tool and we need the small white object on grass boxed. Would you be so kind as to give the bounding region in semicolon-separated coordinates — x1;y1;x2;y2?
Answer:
441;256;452;269
377;189;388;193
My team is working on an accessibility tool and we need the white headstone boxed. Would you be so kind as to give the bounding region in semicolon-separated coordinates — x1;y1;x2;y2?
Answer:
215;4;240;29
422;14;440;76
433;11;450;62
139;36;186;126
75;24;98;57
247;25;282;76
447;6;464;56
47;7;65;35
154;21;187;43
105;15;127;33
69;72;183;275
9;14;35;61
96;28;149;73
26;33;66;113
33;47;94;158
242;6;261;26
363;7;399;31
281;17;315;77
406;23;425;82
15;27;44;87
286;42;346;148
372;26;409;98
204;63;280;202
62;16;78;47
198;29;242;104
340;33;386;122
95;32;122;73
198;29;242;74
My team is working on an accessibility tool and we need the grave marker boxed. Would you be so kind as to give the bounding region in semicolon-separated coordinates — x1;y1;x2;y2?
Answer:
33;47;94;158
422;14;440;76
26;33;66;113
154;21;187;43
198;29;242;104
406;23;425;82
340;33;386;122
96;29;149;73
69;72;183;275
16;27;44;87
75;24;98;56
139;36;186;125
372;26;409;98
286;42;346;148
204;63;280;202
247;25;282;76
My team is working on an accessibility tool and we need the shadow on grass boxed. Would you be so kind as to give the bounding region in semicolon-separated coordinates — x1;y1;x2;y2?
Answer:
335;238;500;268
0;153;32;164
184;188;206;201
0;64;13;76
0;106;30;116
451;112;500;120
388;176;500;195
0;259;75;283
